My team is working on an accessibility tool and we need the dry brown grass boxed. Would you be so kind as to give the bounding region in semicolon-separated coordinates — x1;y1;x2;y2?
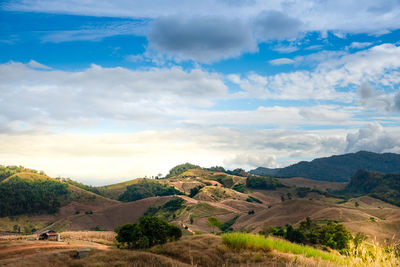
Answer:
1;249;191;267
0;234;36;241
61;231;116;245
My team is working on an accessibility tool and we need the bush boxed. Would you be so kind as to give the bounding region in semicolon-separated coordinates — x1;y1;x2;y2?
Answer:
115;216;182;249
189;185;203;197
220;215;240;232
246;196;262;203
232;183;245;193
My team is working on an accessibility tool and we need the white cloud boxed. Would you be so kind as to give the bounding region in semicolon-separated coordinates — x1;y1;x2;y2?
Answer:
269;58;295;65
345;122;400;153
357;83;399;112
349;42;373;49
232;44;400;101
0;62;227;131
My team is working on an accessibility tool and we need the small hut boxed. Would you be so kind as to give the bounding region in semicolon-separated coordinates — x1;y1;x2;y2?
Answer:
38;230;60;241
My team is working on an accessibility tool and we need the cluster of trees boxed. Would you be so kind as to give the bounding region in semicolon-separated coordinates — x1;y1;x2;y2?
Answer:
119;179;183;202
0;176;69;217
261;217;352;250
165;163;200;178
246;175;284;190
115;216;182;249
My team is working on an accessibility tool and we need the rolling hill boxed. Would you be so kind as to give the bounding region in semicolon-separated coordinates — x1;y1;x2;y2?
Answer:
1;162;400;245
250;151;400;181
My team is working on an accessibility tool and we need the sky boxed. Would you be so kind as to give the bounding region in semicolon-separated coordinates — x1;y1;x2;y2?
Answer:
1;0;400;185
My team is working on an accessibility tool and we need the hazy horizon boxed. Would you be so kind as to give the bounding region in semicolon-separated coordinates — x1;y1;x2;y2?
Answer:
1;1;400;184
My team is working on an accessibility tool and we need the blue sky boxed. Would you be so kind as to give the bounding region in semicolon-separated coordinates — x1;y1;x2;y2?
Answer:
1;1;400;185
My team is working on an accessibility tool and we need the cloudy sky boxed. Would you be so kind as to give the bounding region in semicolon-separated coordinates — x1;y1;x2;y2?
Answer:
1;0;400;185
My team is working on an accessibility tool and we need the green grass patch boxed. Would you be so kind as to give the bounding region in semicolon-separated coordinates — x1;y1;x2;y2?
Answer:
221;232;345;264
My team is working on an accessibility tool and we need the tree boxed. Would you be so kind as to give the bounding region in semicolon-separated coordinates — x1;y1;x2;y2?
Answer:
115;216;182;249
207;217;222;233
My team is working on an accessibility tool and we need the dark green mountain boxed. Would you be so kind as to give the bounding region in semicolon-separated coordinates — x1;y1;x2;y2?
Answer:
250;151;400;182
341;169;400;206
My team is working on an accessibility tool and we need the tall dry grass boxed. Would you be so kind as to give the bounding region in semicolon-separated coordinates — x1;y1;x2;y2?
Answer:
346;239;400;267
1;249;191;267
60;231;116;245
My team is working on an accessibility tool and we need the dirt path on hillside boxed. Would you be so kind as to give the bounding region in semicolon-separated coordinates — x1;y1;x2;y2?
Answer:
0;241;109;260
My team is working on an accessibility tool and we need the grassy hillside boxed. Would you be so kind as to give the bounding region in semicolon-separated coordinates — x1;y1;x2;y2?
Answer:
251;151;400;182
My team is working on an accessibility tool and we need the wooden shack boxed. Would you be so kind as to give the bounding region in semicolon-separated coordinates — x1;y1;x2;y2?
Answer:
38;230;60;241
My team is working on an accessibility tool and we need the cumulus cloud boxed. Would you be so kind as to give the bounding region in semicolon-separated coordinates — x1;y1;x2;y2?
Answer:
269;58;295;65
231;44;400;101
0;62;227;132
345;122;400;153
147;15;257;63
358;83;400;112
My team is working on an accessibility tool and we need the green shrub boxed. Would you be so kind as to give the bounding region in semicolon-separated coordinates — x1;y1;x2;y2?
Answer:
220;215;240;232
115;216;182;249
189;185;203;197
246;196;262;203
232;183;245;193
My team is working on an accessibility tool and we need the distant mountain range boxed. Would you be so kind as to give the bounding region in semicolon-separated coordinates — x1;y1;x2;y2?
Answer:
250;151;400;182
